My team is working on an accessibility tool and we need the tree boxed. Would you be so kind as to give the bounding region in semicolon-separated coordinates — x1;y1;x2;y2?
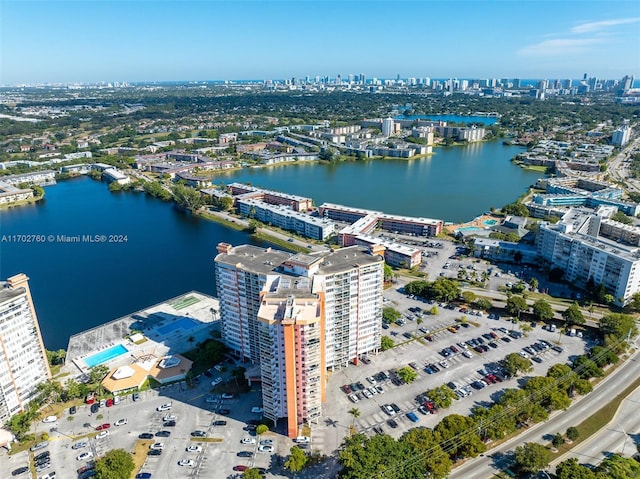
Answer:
348;407;360;429
572;355;604;379
383;307;402;324
397;366;418;384
502;353;533;377
426;385;458;410
284;446;309;472
513;442;551;474
566;426;580;442
381;336;395;351
611;211;633;224
552;432;565;448
529;277;539;291
172;183;204;210
532;299;554;322
434;414;486;459
599;313;638;342
589;345;619;367
556;458;600;479
628;292;640;311
243;469;263;479
94;449;134;479
383;263;394;282
471;404;516;440
461;291;476;304
597;454;640;479
429;278;461;302
506;295;528;320
256;424;268;435
473;298;492;311
6;409;37;440
502;202;529;216
400;428;452;478
562;302;585;326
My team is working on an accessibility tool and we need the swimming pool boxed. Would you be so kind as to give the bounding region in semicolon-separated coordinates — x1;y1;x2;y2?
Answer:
157;317;199;335
85;344;128;368
456;226;481;232
483;219;498;226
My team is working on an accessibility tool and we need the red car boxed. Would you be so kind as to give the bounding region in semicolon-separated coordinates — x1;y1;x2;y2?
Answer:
341;385;352;394
96;423;111;431
106;398;114;407
233;465;249;472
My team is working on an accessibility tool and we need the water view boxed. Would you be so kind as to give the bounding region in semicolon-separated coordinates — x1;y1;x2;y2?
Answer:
0;140;541;349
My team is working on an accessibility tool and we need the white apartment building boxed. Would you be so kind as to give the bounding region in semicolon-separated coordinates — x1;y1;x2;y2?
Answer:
0;274;51;426
612;124;632;147
536;209;640;306
214;243;384;436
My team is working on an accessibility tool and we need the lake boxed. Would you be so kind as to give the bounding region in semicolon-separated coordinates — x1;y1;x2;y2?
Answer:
0;140;541;349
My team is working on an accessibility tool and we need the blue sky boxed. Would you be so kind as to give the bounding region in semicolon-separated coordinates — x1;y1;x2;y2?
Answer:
1;0;638;84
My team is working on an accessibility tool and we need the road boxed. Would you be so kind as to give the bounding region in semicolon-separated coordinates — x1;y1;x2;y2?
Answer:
549;384;640;471
607;135;640;193
449;340;640;479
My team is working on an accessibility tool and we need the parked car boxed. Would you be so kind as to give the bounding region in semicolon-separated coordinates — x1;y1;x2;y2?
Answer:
95;423;111;431
76;451;94;461
42;415;57;424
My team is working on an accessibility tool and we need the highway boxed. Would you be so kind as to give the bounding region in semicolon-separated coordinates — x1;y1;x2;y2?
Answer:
549;384;640;471
608;135;640;193
449;340;640;479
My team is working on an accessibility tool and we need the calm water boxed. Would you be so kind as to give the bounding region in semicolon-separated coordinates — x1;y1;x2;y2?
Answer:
214;140;536;221
0;177;257;349
394;114;498;125
0;141;541;349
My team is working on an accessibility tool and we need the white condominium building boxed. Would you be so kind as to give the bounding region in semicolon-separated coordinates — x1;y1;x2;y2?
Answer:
536;209;640;306
214;243;384;436
0;274;51;426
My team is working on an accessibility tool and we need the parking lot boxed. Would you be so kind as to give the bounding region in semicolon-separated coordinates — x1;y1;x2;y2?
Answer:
322;285;590;450
4;370;291;479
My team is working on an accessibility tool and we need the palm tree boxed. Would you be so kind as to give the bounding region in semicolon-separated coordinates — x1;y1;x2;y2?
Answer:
348;408;360;435
416;317;423;335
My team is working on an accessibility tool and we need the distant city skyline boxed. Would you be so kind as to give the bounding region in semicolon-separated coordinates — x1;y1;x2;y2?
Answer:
1;1;638;85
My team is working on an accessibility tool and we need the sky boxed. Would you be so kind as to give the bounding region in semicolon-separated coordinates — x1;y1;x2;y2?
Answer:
1;0;639;84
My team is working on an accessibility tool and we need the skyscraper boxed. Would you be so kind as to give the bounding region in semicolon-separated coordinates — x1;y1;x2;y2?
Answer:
214;243;384;436
0;274;51;426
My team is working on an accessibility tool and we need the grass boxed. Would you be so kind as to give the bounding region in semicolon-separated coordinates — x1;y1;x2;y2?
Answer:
250;232;308;253
196;210;246;231
130;439;154;478
191;437;223;443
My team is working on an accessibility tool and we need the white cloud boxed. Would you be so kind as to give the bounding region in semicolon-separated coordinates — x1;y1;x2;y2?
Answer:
518;38;604;57
571;17;640;34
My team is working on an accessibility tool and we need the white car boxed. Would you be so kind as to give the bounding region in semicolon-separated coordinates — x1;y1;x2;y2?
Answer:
241;437;256;445
96;430;109;439
186;445;202;453
251;407;264;414
362;389;373;399
366;376;376;384
439;360;450;368
42;415;57;423
221;393;234;399
76;451;94;461
178;459;195;467
348;394;359;403
211;377;223;386
114;418;128;426
156;403;172;411
295;436;310;444
162;414;176;422
258;444;274;453
150;442;165;450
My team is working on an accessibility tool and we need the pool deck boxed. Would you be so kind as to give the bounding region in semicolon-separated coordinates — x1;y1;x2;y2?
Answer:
64;291;220;377
446;214;502;234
